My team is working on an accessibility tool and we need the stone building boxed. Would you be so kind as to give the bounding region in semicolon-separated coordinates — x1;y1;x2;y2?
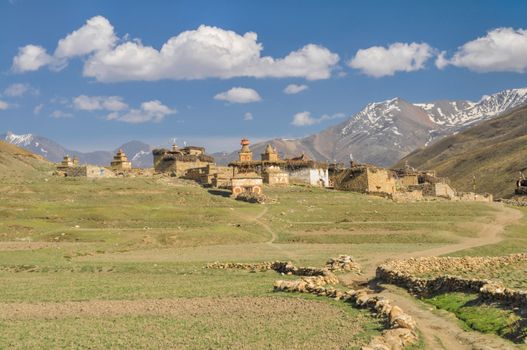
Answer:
111;149;132;171
334;164;396;194
284;154;330;187
152;144;214;176
57;155;74;169
185;163;234;187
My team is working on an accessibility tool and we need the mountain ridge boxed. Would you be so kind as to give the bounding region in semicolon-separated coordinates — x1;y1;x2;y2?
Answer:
214;87;527;166
1;132;153;168
396;104;527;198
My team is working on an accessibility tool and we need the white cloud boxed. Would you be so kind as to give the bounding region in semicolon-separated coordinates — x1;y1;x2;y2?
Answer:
4;83;39;97
13;17;339;81
243;112;253;121
33;103;44;115
12;45;53;72
284;84;308;94
51;110;73;118
106;100;176;123
291;111;345;126
73;95;128;111
438;27;527;72
348;42;433;77
0;100;9;110
435;51;449;69
214;87;262;104
55;16;117;59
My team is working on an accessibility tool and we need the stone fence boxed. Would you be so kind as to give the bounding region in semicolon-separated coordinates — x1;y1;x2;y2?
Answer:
377;254;527;309
274;275;417;349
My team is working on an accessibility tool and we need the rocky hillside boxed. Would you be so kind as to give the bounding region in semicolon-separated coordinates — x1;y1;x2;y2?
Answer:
0;140;52;176
396;105;527;198
215;88;527;166
1;132;153;168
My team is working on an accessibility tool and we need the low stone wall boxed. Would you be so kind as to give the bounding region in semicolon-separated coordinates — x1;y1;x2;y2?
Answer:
501;199;527;207
206;260;336;278
377;254;527;309
209;256;418;349
273;278;417;349
207;256;360;276
325;255;362;273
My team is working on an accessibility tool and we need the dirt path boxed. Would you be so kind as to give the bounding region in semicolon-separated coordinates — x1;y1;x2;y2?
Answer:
362;204;523;276
349;204;524;350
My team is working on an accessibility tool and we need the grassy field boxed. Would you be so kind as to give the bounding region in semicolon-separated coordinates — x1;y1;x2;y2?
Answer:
448;206;527;258
0;170;513;349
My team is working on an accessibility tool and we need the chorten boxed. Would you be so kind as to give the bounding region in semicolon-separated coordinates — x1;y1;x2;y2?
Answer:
110;149;132;170
261;144;279;162
239;138;253;162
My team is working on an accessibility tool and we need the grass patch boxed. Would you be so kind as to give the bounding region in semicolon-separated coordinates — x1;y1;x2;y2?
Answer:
425;292;526;342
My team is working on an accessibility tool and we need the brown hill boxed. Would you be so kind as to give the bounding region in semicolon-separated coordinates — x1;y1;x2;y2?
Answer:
397;106;527;198
0;140;51;175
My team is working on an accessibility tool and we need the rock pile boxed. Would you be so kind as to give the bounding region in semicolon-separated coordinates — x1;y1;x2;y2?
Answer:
235;192;269;204
325;255;362;273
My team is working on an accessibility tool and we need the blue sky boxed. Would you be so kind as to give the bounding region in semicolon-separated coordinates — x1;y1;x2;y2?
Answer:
1;0;526;152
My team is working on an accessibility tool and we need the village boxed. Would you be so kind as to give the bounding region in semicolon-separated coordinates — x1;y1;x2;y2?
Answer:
54;138;504;203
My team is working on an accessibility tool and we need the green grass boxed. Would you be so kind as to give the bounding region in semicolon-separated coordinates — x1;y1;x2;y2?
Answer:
0;172;508;349
0;296;382;350
448;206;527;258
425;292;526;342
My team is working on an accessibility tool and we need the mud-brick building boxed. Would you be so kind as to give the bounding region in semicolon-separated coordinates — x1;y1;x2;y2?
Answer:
152;144;214;176
110;149;132;171
334;164;396;194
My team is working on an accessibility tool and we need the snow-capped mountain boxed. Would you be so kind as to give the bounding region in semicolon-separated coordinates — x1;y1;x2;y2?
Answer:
416;88;527;127
214;88;527;167
1;132;154;168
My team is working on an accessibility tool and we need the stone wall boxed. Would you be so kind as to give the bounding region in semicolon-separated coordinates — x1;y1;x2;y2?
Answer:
64;165;115;178
392;189;423;203
377;255;527;310
434;183;456;199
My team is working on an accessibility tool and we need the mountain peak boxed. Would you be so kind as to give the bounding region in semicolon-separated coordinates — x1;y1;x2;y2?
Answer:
5;131;34;147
